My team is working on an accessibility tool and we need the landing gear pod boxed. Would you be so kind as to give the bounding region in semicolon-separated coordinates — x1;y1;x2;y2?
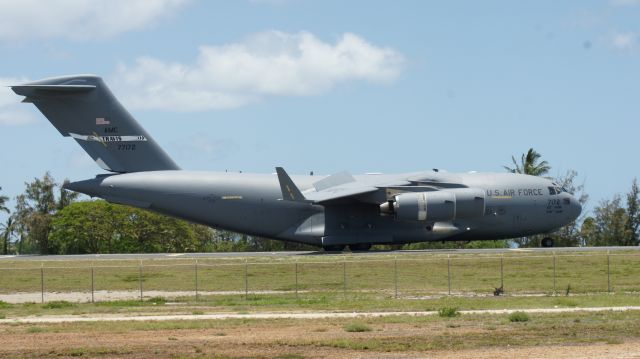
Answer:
380;188;485;222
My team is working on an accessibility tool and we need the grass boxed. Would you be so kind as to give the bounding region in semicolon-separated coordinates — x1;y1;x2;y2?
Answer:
0;249;638;295
343;322;372;332
26;326;45;333
0;292;639;318
2;311;639;353
147;296;167;305
508;311;529;322
0;249;638;331
42;301;75;309
290;311;640;351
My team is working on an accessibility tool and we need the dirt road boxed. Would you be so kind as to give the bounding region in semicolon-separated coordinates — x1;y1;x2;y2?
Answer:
2;306;640;324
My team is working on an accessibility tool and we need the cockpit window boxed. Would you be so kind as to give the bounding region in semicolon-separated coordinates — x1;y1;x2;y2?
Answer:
549;183;569;195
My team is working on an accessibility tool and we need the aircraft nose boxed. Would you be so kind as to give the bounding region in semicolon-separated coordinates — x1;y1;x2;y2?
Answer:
568;195;582;221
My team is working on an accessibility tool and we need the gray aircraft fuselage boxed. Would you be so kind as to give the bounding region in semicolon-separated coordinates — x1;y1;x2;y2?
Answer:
12;74;581;250
66;170;581;248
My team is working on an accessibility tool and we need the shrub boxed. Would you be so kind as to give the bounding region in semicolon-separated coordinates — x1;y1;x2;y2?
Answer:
508;311;529;322
344;322;372;332
438;307;460;318
27;326;45;333
147;297;166;305
42;301;75;309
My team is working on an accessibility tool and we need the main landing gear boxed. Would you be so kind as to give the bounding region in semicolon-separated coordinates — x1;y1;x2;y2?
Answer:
322;245;346;252
541;237;554;248
322;244;372;252
348;243;372;252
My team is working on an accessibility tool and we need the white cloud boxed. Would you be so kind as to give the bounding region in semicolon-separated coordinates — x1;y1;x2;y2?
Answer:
113;31;405;111
0;77;36;126
0;0;188;41
612;32;636;49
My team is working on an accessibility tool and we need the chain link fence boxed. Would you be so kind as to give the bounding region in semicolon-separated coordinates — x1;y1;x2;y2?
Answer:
0;252;639;303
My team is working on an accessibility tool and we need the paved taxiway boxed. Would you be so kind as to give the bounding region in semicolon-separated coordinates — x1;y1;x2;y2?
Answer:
0;246;637;261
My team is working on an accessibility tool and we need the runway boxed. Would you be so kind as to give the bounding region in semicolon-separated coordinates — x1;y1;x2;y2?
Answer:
0;246;637;261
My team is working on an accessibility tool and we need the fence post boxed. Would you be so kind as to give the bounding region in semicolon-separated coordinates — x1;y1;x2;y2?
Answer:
91;265;95;303
343;260;347;299
500;254;504;291
195;259;199;302
139;260;143;302
244;260;248;300
447;255;451;296
552;252;557;296
394;256;398;299
607;251;611;293
295;261;299;300
40;264;44;304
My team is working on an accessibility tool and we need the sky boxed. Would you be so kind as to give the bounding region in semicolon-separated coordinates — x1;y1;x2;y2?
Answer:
0;0;639;222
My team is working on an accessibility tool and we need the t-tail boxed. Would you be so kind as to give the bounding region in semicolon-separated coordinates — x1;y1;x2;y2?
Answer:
11;75;179;173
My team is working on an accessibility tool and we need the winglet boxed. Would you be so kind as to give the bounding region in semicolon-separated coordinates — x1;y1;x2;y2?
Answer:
275;167;306;202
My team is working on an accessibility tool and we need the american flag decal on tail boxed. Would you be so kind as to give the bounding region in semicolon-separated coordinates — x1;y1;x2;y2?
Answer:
96;117;110;125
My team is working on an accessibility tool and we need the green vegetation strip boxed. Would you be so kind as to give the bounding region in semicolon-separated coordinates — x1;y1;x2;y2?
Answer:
1;249;638;296
0;293;639;318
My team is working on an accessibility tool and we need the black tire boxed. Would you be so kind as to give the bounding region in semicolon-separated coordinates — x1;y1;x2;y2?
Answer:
349;243;372;252
541;237;554;248
323;245;346;252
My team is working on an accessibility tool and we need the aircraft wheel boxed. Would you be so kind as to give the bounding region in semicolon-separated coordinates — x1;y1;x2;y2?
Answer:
349;243;372;252
323;245;346;252
541;237;554;248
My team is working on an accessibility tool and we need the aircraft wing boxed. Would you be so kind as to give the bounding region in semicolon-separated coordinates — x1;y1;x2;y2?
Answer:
304;182;379;203
276;167;409;204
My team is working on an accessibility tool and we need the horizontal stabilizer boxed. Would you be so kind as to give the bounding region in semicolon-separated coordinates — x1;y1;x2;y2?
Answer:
12;84;96;95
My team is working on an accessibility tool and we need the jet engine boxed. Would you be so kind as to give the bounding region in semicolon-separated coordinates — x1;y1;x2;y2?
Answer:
379;188;485;222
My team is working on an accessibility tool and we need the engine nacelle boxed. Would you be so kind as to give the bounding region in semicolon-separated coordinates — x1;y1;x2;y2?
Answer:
380;188;485;222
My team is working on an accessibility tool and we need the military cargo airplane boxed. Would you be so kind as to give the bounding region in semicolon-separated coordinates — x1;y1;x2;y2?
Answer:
11;75;581;251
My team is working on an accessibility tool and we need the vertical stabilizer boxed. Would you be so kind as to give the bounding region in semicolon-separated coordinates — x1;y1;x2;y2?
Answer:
12;75;179;173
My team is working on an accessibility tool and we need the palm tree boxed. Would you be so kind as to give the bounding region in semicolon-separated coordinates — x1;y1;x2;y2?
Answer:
0;216;13;255
0;186;9;214
503;148;550;176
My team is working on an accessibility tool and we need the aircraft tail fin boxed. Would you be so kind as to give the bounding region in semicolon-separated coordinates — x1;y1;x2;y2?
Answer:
12;75;179;173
